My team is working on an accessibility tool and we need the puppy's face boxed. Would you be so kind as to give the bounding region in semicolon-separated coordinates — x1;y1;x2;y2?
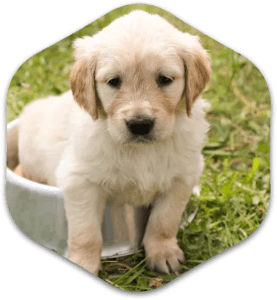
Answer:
96;46;185;144
70;11;211;144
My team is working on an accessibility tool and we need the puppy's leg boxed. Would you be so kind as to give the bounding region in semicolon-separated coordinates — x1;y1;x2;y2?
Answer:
143;178;191;274
14;164;25;177
61;177;107;275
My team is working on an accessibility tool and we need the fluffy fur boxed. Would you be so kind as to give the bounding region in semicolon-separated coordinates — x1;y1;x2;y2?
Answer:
18;10;211;275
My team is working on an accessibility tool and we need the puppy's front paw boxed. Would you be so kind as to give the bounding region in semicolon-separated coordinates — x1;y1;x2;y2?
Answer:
143;236;185;274
68;251;101;275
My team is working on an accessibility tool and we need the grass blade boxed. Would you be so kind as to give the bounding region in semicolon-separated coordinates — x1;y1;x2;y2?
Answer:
112;258;147;286
246;157;260;183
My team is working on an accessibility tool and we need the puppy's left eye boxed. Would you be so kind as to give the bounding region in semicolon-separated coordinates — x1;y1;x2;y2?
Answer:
107;77;122;88
157;75;173;87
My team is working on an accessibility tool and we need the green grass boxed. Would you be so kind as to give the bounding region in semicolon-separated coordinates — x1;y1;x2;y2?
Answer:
6;4;270;292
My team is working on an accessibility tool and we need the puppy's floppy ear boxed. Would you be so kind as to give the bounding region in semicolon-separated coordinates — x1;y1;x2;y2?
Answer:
70;60;99;120
178;34;211;117
70;37;100;120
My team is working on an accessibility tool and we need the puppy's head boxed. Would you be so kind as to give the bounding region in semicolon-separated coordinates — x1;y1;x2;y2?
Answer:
70;11;211;144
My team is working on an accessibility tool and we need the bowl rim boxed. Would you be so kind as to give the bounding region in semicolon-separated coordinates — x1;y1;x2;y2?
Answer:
7;118;63;197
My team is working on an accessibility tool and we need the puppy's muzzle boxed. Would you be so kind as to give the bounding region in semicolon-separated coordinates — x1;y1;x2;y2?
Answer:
125;115;155;136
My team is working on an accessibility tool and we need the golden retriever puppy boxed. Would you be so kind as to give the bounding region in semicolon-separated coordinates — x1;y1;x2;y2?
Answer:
18;10;211;275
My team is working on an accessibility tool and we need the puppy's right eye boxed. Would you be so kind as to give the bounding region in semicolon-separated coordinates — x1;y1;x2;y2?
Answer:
107;77;122;88
157;75;174;87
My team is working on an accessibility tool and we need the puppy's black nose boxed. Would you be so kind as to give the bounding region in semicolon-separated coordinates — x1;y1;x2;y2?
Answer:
126;115;155;135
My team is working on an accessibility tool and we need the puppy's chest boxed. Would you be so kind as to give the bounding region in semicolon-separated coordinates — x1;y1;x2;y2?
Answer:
103;151;179;193
91;138;194;202
100;151;181;204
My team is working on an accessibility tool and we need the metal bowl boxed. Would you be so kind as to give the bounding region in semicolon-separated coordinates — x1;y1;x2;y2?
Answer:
6;119;149;259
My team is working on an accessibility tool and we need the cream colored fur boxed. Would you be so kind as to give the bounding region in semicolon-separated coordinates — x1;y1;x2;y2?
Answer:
18;10;210;275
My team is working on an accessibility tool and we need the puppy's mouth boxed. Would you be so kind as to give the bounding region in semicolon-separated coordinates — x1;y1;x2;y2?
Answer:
126;134;156;144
